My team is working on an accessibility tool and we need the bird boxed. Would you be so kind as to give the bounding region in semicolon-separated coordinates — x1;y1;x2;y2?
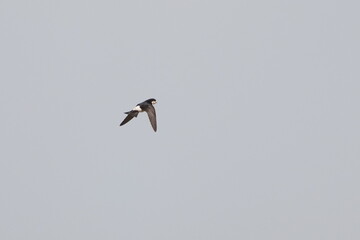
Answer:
119;98;157;132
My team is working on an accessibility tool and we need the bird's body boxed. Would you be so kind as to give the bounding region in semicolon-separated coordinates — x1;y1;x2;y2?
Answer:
119;98;157;132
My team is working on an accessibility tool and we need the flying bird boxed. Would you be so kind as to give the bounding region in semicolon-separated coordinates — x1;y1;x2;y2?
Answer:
119;98;157;132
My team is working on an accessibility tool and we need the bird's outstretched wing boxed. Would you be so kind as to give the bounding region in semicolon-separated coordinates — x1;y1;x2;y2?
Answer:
120;111;139;126
145;105;157;132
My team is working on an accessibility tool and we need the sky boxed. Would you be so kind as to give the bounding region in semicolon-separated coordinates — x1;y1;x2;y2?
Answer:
1;0;359;239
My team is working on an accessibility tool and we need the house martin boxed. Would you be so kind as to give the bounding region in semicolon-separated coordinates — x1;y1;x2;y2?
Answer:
119;98;157;132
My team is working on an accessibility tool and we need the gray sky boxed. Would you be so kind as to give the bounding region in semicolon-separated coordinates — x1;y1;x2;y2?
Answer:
1;0;359;239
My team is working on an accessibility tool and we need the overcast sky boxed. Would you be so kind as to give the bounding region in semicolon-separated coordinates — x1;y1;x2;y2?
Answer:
1;0;359;239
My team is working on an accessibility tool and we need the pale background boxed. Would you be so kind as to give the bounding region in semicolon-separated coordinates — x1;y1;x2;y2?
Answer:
1;0;359;239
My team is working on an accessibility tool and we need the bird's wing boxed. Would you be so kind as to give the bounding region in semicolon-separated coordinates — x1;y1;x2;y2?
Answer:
120;111;138;126
145;105;157;132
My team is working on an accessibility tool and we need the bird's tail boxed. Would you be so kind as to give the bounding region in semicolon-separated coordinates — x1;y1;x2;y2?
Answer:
124;111;139;117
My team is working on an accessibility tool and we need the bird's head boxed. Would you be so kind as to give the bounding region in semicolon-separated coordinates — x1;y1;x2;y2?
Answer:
147;98;157;105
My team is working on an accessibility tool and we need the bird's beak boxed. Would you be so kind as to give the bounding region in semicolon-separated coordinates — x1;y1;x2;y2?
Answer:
152;101;157;104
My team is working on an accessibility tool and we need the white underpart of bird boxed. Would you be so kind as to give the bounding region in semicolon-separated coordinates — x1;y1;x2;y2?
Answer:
132;105;142;112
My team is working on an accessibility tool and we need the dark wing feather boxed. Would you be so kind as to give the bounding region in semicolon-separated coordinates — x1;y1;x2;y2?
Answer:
145;105;157;132
120;111;138;126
